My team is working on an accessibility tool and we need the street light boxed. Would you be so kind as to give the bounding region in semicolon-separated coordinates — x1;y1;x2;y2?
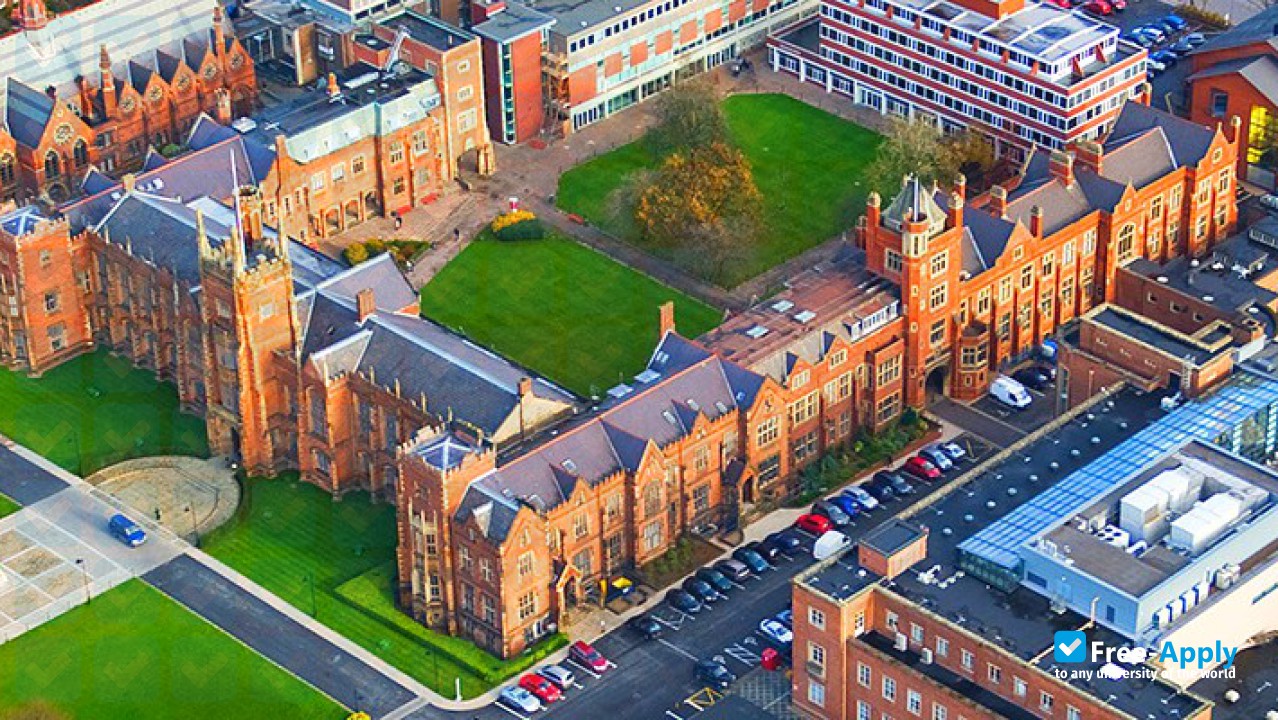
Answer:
74;558;90;605
184;504;199;548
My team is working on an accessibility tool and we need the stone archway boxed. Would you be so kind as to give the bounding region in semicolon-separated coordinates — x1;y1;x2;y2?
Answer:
925;364;950;401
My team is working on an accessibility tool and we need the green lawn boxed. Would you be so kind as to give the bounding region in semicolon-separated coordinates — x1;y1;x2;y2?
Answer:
557;93;882;287
0;493;18;519
203;474;564;699
0;580;344;720
420;232;722;398
0;351;208;475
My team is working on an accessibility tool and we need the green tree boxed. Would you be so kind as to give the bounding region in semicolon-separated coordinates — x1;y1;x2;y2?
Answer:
644;84;729;157
865;117;994;195
635;141;761;252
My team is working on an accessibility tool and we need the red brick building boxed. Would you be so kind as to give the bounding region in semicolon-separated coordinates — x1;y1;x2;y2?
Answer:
1186;6;1278;189
0;0;258;204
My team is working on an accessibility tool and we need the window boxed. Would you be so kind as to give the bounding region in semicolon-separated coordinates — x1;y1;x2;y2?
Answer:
856;700;870;720
0;153;14;185
930;250;948;277
457;85;474;101
988;664;1002;684
482;595;497;624
43;291;59;313
961;345;986;368
331;163;345;182
877;355;901;386
877;392;901;423
518;552;534;578
808;607;826;629
1014;677;1027;697
976;288;991;315
518;591;537;620
829;349;847;368
857;661;870;687
389;142;405;164
929;282;948;310
1082;229;1097;255
808;681;826;707
1066;706;1082;720
573;512;588;539
936;637;949;657
643;520;663;551
1210;90;1229;117
885;248;903;273
311;173;325;190
48;324;66;351
961;649;974;671
882;676;896;701
1062;241;1075;265
412;130;428;154
1040;692;1054;711
458;109;477;132
352;155;366;175
999;276;1013;303
932;704;948;720
1151;196;1164;220
791;369;811;389
1116;223;1136;262
572;547;592;575
694;445;710;472
480;558;493;582
790;392;819;425
456;59;471;73
907;690;922;715
1020;264;1034;290
1041;252;1054;277
910;623;924;644
392;176;405;195
643;481;661;517
44;151;60;179
72;140;88;168
756;417;780;447
929;319;946;347
693;484;710;514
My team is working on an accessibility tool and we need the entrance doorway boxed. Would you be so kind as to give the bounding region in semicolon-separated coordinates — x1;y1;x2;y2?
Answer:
925;365;950;400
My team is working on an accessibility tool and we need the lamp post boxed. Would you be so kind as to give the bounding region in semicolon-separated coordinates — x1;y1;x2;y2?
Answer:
74;558;90;605
184;504;199;547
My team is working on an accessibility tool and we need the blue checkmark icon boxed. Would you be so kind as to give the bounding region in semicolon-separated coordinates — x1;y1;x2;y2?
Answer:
1054;630;1087;663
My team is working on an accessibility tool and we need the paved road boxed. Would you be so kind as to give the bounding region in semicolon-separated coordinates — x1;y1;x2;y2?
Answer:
145;554;418;717
0;445;70;506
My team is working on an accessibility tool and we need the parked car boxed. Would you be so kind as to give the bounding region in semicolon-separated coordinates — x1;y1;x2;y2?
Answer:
568;640;610;674
795;512;833;535
864;478;896;502
108;514;147;547
715;558;751;581
758;618;794;646
732;547;772;574
537;663;576;691
1261;194;1278;213
990;375;1032;409
695;567;735;594
873;469;915;496
776;608;794;629
763;529;804;555
1154;15;1183;32
1109;0;1126;11
1170;37;1196;55
519;673;563;704
695;659;736;690
1012;366;1052;391
667;588;705;614
1151;49;1178;67
1163;13;1188;30
1137;24;1167;43
498;686;542;714
903;456;942;482
918;445;954;472
938;440;967;463
1184;31;1206;46
1131;31;1159;49
841;485;880;512
631;616;669;639
825;494;862;520
1043;0;1069;7
812;499;854;528
1082;0;1112;16
682;576;723;604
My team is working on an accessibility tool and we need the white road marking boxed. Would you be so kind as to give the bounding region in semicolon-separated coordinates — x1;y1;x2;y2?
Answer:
665;711;684;720
657;637;699;661
723;642;761;667
494;703;530;720
565;658;601;679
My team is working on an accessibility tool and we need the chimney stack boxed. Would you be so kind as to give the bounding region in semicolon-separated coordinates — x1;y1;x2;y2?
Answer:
327;72;341;99
659;301;676;337
214;87;232;125
518;377;533;398
1048;150;1075;187
122;173;136;193
988;185;1008;218
1074;140;1104;174
1029;205;1043;238
357;288;376;322
866;191;882;228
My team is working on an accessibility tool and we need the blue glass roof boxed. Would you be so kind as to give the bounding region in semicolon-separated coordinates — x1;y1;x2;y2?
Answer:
959;371;1278;570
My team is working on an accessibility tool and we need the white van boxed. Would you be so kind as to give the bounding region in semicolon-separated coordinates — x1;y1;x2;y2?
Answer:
990;375;1032;409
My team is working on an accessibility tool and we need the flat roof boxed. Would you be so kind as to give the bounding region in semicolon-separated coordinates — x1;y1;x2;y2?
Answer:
1038;440;1278;596
1127;232;1278;321
862;518;927;557
472;1;556;42
247;62;433;138
1088;306;1228;366
382;10;475;50
797;550;883;603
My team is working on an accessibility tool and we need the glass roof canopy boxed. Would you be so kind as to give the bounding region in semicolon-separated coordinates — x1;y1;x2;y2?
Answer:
899;0;1118;64
959;371;1278;571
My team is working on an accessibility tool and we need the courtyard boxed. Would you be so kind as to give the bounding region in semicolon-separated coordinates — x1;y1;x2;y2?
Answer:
556;93;882;287
0;352;208;476
420;231;723;398
0;580;345;719
202;473;563;699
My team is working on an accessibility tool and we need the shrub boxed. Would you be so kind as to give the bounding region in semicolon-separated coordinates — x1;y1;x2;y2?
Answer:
491;209;538;233
344;239;430;267
494;218;547;241
344;242;370;266
1175;3;1229;28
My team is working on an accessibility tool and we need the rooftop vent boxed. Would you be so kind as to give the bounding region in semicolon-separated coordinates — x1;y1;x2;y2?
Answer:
746;325;770;339
1203;295;1215;302
561;459;578;474
687;398;699;411
662;410;678;425
1157;275;1169;283
771;299;794;312
607;383;633;399
794;310;817;323
635;369;661;384
715;401;729;414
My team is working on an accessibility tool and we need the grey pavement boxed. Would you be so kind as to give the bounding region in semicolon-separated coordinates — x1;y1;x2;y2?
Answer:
0;443;70;506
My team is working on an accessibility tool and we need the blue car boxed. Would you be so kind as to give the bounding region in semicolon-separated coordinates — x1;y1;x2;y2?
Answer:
827;494;861;519
108;514;147;547
1162;13;1187;31
1151;49;1178;67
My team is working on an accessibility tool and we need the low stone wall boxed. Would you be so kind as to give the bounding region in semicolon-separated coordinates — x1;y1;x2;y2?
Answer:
86;456;239;543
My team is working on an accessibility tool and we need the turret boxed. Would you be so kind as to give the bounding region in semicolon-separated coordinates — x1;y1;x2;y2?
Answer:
99;45;117;119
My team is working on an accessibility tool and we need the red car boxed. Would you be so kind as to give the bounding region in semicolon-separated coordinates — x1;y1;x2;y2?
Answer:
902;456;942;482
1082;0;1112;14
519;673;563;703
568;640;610;674
795;513;833;535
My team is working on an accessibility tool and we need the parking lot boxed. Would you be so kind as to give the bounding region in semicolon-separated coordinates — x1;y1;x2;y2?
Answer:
1098;0;1212;109
469;434;995;720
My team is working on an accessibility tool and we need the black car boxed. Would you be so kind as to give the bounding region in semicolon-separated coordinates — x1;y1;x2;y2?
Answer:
715;558;751;581
864;477;896;502
682;576;723;604
1012;366;1051;391
763;529;803;556
812;499;854;528
874;469;915;496
745;539;781;562
628;615;663;640
694;659;736;690
732;547;771;574
666;588;704;614
1035;363;1057;380
695;567;735;594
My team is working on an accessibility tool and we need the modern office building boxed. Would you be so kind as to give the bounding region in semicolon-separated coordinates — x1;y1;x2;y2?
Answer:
767;0;1147;157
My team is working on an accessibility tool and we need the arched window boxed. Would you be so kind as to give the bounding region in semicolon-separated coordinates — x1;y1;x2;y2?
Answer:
72;141;89;169
1116;223;1136;263
0;154;14;185
44;151;60;180
643;481;661;518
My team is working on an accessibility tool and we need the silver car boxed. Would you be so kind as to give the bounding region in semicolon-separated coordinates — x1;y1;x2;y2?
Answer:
537;663;576;691
499;686;542;713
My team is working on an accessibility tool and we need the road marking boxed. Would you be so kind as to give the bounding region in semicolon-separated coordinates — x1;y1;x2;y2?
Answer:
494;703;530;720
565;658;602;679
729;580;746;590
657;637;699;661
665;711;684;720
653;610;689;631
723;641;761;667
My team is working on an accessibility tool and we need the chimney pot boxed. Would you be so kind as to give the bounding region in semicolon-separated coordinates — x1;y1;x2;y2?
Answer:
357;288;376;322
659;301;676;337
518;377;533;397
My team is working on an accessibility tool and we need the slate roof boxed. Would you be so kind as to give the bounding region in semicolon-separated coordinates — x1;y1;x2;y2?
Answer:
80;167;116;195
1192;4;1278;56
3;78;54;148
452;333;765;542
297;255;577;440
1105;101;1217;169
882;175;947;232
93;192;237;284
1188;55;1278;108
